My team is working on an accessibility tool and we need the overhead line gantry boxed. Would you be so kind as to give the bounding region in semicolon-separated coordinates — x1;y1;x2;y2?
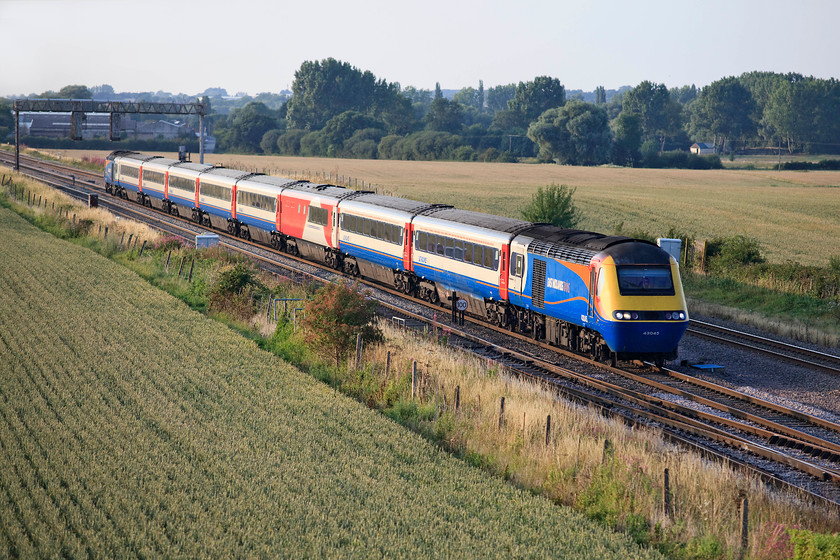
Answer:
12;99;207;170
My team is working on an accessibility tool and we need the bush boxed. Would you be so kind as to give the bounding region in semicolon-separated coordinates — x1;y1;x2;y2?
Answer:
207;261;264;320
453;145;476;161
781;159;840;171
642;150;723;169
789;529;840;560
706;235;765;273
301;280;382;367
276;129;307;155
520;184;582;228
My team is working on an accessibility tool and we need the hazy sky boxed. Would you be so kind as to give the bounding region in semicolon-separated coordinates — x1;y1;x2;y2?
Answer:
2;0;837;97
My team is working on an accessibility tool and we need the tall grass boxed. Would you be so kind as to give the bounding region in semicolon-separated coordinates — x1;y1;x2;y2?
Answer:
331;322;840;558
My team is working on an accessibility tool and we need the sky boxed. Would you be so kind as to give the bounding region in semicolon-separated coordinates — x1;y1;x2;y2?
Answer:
1;0;837;97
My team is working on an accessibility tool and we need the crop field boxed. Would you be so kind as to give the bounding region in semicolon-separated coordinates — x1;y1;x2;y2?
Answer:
56;149;840;267
0;206;659;558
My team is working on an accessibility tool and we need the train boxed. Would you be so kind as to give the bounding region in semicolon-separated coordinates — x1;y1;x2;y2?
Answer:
104;150;689;366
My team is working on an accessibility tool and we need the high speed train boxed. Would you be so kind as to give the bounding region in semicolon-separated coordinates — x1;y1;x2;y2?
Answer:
105;150;689;365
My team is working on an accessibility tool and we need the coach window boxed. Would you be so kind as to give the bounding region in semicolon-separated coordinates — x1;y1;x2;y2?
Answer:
513;253;523;277
464;243;474;264
484;248;496;269
453;240;464;261
596;268;606;297
444;237;454;258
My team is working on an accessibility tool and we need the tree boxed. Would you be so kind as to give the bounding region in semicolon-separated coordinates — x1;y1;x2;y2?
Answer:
520;184;581;228
527;100;612;165
0;99;13;140
260;129;283;154
507;76;566;128
425;97;463;133
689;77;756;153
453;87;479;110
478;80;485;112
621;81;681;149
56;85;92;99
762;76;840;153
595;86;606;105
217;102;279;152
285;58;414;134
286;58;377;130
301;281;382;368
611;112;642;166
486;84;516;113
90;84;115;99
320;111;385;155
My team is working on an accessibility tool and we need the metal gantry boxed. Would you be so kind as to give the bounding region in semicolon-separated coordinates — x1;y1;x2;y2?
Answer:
13;99;207;169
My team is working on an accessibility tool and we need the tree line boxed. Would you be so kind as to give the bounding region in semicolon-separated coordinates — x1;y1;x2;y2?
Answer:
6;62;840;166
207;61;840;166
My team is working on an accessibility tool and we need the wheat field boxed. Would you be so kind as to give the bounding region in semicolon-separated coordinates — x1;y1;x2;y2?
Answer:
0;204;659;558
52;149;840;266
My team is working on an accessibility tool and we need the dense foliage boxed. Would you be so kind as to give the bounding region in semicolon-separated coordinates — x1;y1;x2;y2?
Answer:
301;280;382;367
9;64;840;165
519;183;582;228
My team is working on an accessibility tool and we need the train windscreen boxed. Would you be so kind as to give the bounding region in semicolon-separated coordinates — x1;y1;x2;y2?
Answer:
615;265;674;296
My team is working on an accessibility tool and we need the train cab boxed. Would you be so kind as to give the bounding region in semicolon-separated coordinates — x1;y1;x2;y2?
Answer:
589;241;689;362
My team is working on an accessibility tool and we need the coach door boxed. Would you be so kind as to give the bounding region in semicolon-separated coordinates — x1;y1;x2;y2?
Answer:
587;265;598;324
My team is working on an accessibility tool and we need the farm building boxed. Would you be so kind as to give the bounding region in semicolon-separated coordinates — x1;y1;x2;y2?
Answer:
690;142;716;155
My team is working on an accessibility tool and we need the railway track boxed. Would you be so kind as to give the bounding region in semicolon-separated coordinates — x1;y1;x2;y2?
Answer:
5;149;840;511
687;319;840;375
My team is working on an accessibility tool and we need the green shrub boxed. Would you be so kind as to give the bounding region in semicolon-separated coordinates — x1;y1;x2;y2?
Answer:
789;529;840;560
706;235;765;273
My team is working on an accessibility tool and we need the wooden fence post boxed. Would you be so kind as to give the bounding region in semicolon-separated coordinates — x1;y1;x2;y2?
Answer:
498;397;505;430
454;385;460;415
165;250;172;272
385;351;391;378
545;414;552;446
602;439;612;463
663;468;672;520
187;260;195;282
411;361;418;398
738;497;749;560
355;333;363;370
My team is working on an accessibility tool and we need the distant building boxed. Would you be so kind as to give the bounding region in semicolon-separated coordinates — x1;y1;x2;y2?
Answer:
690;142;716;155
16;112;215;152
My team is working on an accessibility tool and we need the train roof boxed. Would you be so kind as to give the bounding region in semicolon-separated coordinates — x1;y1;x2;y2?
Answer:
199;167;253;181
419;207;533;235
243;175;301;189
524;224;667;265
112;151;161;164
141;157;181;169
285;182;358;200
344;193;446;214
169;161;213;173
525;225;633;252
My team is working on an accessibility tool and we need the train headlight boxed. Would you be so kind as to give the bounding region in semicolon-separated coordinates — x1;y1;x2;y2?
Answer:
614;311;623;320
678;311;686;320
